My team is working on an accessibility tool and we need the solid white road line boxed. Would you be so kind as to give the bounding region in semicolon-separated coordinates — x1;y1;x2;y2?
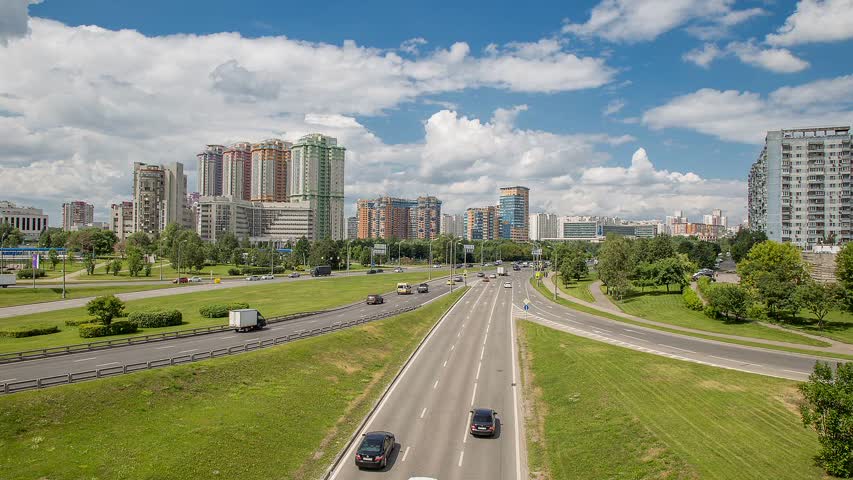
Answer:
95;362;118;367
483;333;488;345
480;345;485;360
470;382;478;406
510;286;523;480
622;335;647;342
458;450;465;467
73;357;97;362
661;344;695;354
709;355;731;361
402;446;411;462
220;335;235;339
154;345;177;350
420;407;427;418
783;369;809;375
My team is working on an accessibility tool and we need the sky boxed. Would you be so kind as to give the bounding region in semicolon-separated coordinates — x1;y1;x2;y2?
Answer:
1;0;852;227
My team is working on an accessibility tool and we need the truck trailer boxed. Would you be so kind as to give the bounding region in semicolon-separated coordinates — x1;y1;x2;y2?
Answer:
228;309;267;332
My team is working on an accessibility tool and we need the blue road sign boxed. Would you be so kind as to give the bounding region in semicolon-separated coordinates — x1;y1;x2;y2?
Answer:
523;304;529;311
276;248;293;253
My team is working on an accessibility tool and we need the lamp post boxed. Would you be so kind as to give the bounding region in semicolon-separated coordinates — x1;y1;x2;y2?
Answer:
61;249;66;299
346;240;351;274
398;242;402;267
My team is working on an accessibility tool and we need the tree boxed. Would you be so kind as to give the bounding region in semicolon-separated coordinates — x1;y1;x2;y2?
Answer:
0;222;24;247
309;238;341;269
730;229;767;263
597;236;634;295
738;241;808;321
706;283;752;321
143;263;152;277
48;248;59;271
170;230;206;272
83;255;96;275
126;247;144;277
835;243;853;311
796;281;841;329
215;232;238;264
110;258;123;276
799;361;853;477
293;236;310;265
648;234;676;262
85;295;125;325
126;232;153;254
654;256;688;293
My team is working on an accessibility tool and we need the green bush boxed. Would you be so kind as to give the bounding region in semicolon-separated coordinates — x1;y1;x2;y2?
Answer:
79;320;138;338
0;325;60;338
703;305;720;319
240;266;285;275
127;309;183;328
682;287;704;311
65;318;94;326
746;302;768;321
199;302;250;318
227;267;241;276
85;295;126;325
16;268;46;279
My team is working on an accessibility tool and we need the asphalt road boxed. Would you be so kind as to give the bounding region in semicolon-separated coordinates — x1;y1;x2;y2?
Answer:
330;278;525;480
0;268;448;318
0;276;462;385
515;271;842;381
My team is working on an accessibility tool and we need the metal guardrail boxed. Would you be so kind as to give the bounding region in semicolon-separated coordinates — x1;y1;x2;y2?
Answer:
0;309;333;365
0;305;419;395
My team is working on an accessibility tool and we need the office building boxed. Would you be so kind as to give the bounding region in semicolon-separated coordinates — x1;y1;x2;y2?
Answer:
197;144;224;196
748;126;852;247
560;219;600;240
223;142;252;201
0;201;48;241
465;206;500;241
499;186;529;241
61;201;94;231
346;216;358;240
250;139;290;202
529;213;558;240
440;214;465;238
289;133;346;240
111;201;134;240
196;196;312;243
703;209;727;228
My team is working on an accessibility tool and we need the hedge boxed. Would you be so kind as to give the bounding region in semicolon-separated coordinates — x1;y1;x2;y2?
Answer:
682;287;704;311
79;320;138;338
227;268;241;276
16;268;46;279
199;302;250;318
0;325;60;338
65;318;94;326
240;266;286;275
127;309;183;328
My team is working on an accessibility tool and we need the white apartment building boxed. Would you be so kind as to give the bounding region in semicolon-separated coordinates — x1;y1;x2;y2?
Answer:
528;213;558;240
111;201;134;240
748;126;852;248
0;201;48;241
196;196;313;243
440;214;465;237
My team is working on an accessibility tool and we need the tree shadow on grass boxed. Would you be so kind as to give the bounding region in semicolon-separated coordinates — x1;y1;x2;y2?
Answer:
790;316;853;336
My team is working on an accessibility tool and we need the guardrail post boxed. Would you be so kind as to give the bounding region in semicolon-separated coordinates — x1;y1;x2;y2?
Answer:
67;373;72;384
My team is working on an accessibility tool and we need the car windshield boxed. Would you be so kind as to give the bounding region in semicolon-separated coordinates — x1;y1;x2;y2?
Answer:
358;437;383;454
473;411;492;422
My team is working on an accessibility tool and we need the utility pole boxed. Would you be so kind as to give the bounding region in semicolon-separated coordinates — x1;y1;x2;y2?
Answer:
62;250;66;299
269;239;274;276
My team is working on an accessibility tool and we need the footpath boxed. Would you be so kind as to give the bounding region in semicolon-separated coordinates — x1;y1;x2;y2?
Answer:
539;273;853;356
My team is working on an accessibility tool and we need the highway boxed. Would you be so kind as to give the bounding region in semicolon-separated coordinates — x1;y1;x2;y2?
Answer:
0;276;461;386
331;278;524;480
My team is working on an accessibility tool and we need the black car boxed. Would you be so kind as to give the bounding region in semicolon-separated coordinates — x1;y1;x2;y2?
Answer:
417;283;429;293
367;294;384;305
470;407;498;437
366;269;377;274
355;431;395;469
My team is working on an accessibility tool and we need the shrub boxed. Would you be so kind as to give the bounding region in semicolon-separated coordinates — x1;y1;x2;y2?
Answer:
706;283;752;321
85;295;126;325
79;320;138;338
227;267;241;276
746;302;768;321
240;266;286;275
703;305;720;319
0;325;60;338
127;309;183;328
199;302;250;318
16;268;46;279
682;287;704;311
65;318;94;326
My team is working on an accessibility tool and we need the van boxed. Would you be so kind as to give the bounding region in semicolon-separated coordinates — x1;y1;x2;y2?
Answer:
396;282;412;294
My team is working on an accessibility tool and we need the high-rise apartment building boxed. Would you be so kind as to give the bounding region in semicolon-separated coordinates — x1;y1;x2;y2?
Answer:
529;213;558;240
356;196;441;240
346;216;358;240
440;214;465;237
61;201;94;231
163;162;190;230
703;209;727;228
133;162;189;234
289;133;345;240
499;186;530;241
197;144;224;196
465;206;500;240
748;126;852;247
251;139;290;202
222;142;252;201
416;196;442;239
110;201;134;240
0;201;48;240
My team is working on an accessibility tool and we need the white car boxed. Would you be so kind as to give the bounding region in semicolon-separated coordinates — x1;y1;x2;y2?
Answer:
433;264;442;268
188;276;202;283
245;275;260;281
261;274;275;280
503;282;512;288
489;273;497;279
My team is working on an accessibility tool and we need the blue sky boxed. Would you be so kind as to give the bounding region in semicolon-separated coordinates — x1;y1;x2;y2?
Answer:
2;0;852;225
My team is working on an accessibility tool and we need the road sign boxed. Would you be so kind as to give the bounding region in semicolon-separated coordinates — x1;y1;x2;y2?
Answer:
373;243;387;255
276;248;293;253
464;244;474;253
523;304;529;311
532;248;542;256
535;271;542;279
523;298;530;305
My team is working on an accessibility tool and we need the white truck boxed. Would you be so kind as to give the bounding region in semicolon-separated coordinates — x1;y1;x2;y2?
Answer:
496;266;507;276
0;274;15;288
228;309;267;333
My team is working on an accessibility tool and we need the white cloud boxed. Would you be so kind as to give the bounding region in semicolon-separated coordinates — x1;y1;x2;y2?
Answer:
400;37;427;55
562;0;763;42
603;99;625;116
0;17;617;222
0;0;39;46
727;41;809;73
642;74;853;143
766;0;853;46
683;43;722;68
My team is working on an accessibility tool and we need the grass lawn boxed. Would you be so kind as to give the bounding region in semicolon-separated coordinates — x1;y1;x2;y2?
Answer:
613;285;828;347
528;278;853;361
87;262;242;281
554;271;596;303
0;284;188;308
519;321;828;480
0;271;441;353
0;287;467;480
781;309;853;345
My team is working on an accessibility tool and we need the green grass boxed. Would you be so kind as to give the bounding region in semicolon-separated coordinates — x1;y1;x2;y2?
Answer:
0;284;188;308
0;287;467;480
87;262;241;281
781;309;853;345
528;278;853;361
554;271;596;303
519;321;829;480
612;285;828;346
0;272;442;353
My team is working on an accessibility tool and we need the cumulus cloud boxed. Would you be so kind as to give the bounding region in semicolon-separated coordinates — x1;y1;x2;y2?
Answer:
642;74;853;143
603;99;625;116
766;0;853;46
0;0;39;46
562;0;763;42
0;16;617;222
683;40;809;73
683;43;722;68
